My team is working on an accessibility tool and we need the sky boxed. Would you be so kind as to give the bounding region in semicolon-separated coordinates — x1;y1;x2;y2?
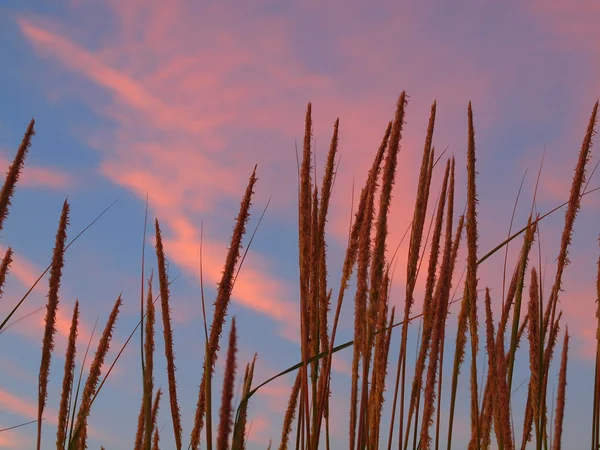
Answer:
0;0;599;448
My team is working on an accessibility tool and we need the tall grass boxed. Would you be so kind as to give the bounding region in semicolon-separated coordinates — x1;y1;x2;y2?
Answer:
0;96;598;449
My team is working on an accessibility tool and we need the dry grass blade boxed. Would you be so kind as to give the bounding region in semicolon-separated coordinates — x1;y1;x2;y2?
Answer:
57;300;79;450
0;418;41;433
0;118;34;231
155;219;183;450
217;318;238;450
191;167;257;448
37;199;69;450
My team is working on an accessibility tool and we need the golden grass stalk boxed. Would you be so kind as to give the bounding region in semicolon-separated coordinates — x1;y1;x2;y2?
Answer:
539;312;562;447
593;240;600;449
280;372;301;450
527;268;541;438
392;99;434;448
446;105;482;448
310;119;339;447
368;97;403;338
483;289;513;450
37;199;69;450
359;92;404;449
419;164;457;449
67;318;98;447
369;302;395;450
232;355;257;450
435;172;462;450
545;101;598;333
483;290;498;448
57;300;79;450
317;117;339;337
309;185;320;440
368;269;392;443
404;160;450;450
191;166;257;449
216;318;238;450
506;215;537;394
480;382;493;450
151;389;162;437
72;295;122;449
152;428;160;450
155;219;183;450
464;102;482;450
520;389;533;450
0;247;13;300
0;118;34;231
349;169;375;450
298;103;314;447
494;317;514;449
140;197;149;449
135;399;145;450
552;329;569;450
143;275;156;450
316;119;393;439
419;269;449;449
140;388;161;450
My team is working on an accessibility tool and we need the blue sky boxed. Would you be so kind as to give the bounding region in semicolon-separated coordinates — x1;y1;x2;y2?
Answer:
0;1;599;448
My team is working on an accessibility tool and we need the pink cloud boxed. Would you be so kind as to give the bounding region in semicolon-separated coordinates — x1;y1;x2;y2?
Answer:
0;429;28;449
246;414;272;446
0;155;73;190
13;0;600;391
0;389;107;444
0;390;37;419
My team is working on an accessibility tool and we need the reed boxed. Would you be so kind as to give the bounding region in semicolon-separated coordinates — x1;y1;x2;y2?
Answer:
155;219;183;450
37;199;69;450
0;119;34;231
3;96;600;450
56;300;79;450
217;318;238;450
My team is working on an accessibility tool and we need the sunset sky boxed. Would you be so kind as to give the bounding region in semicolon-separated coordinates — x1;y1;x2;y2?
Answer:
1;1;599;448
